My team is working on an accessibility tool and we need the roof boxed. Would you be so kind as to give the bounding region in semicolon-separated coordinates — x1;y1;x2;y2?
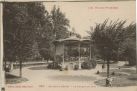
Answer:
54;35;91;46
56;35;80;42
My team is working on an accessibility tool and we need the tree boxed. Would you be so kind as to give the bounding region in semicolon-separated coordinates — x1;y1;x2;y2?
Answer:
39;6;70;61
3;2;48;77
51;6;70;39
90;19;127;77
119;23;136;66
70;27;81;38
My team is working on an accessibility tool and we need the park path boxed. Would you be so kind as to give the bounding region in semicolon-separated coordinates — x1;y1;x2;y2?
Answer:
7;64;102;85
6;63;137;91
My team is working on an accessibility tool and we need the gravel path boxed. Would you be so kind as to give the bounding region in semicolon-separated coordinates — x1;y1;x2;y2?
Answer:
6;63;137;91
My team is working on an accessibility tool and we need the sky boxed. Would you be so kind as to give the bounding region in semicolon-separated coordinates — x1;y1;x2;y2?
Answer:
43;1;136;37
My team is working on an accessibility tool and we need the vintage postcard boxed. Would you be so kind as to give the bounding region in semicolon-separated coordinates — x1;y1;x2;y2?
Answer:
0;0;136;91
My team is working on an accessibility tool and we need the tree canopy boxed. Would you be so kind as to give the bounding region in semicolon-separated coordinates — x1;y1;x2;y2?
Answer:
3;2;51;76
89;19;136;77
38;6;70;61
4;2;49;58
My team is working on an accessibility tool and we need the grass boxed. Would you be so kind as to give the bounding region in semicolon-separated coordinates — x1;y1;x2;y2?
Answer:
95;75;137;87
13;63;47;69
128;74;137;80
94;68;137;87
6;73;28;84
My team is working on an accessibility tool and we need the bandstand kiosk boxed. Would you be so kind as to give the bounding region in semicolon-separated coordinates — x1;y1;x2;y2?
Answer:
54;35;92;69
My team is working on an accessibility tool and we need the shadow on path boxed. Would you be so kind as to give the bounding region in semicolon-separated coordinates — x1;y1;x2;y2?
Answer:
6;73;28;84
48;75;97;82
28;65;49;70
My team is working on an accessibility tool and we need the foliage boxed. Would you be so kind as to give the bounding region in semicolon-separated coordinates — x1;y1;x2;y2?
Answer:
3;2;49;77
119;23;136;65
47;62;61;69
51;6;70;39
70;27;81;38
90;19;136;65
91;19;127;61
81;59;97;69
38;6;70;61
89;19;136;77
3;2;48;61
74;64;79;70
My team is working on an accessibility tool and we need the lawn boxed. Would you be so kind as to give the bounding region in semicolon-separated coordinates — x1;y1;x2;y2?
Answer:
94;67;137;87
6;73;28;84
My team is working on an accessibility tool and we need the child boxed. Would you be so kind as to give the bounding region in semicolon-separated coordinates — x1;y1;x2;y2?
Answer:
106;77;113;87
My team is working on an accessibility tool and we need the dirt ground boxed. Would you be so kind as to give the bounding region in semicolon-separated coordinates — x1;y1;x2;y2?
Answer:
5;62;137;91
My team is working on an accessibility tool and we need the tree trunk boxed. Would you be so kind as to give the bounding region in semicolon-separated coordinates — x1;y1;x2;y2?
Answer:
4;60;7;71
19;60;22;77
107;59;110;78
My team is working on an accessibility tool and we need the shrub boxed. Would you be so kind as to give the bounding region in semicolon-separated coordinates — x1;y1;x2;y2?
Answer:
81;62;91;69
74;64;79;70
5;67;10;72
65;66;68;70
81;59;97;69
96;70;100;74
47;62;61;69
111;71;115;75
